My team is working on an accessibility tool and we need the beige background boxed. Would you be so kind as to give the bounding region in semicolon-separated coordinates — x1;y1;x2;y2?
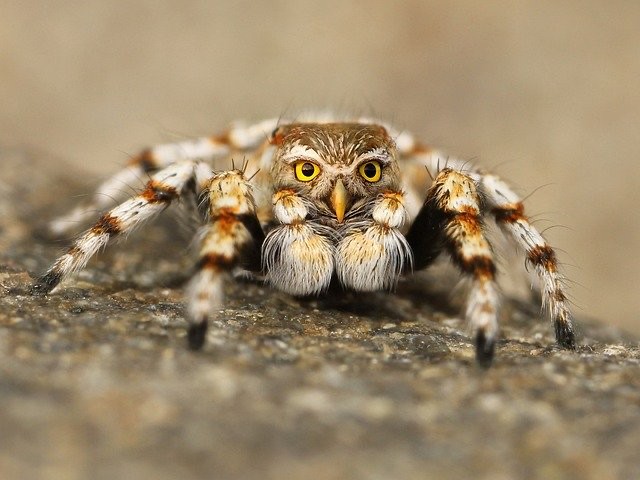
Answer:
2;1;639;332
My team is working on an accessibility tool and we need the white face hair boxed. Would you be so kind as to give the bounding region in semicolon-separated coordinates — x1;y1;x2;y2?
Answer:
32;114;576;366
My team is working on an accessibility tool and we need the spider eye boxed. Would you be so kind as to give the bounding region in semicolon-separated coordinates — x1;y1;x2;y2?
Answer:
359;161;382;182
294;161;321;182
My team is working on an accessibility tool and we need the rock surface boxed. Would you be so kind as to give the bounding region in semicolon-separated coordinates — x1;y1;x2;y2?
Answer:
1;148;639;480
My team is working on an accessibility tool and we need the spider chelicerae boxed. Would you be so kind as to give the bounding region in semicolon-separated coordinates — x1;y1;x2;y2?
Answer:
31;114;576;366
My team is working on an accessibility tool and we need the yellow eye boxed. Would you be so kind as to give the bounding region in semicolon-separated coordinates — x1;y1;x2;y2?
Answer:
359;161;382;182
294;161;321;181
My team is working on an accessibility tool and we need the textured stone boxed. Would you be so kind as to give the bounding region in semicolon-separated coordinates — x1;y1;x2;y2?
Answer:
1;149;639;480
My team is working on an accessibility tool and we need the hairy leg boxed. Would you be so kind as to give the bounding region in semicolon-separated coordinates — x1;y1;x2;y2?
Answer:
32;161;198;294
479;173;576;348
50;118;279;235
186;169;265;349
407;168;500;366
400;139;575;350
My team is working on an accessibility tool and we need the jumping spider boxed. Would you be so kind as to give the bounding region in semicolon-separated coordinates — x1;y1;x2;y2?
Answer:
32;114;576;365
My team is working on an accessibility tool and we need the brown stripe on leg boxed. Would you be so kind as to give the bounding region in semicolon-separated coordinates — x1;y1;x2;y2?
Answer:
492;203;525;224
493;202;576;349
479;172;577;350
448;238;500;367
35;162;197;296
528;245;576;349
410;168;502;365
129;148;158;173
527;244;558;273
91;213;123;236
187;171;264;350
141;179;179;203
32;214;124;295
437;169;500;365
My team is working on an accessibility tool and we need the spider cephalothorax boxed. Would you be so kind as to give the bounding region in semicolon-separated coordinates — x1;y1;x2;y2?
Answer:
264;123;411;297
32;114;576;366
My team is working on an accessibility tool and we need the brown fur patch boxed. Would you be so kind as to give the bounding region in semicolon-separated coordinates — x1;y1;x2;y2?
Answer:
277;123;394;166
273;188;297;201
212;211;239;235
67;245;83;257
410;142;433;155
141;180;179;203
270;128;285;146
198;253;235;271
552;288;567;303
130;148;157;172
527;245;558;272
492;203;525;223
458;255;497;280
455;212;483;235
211;132;232;147
91;213;122;236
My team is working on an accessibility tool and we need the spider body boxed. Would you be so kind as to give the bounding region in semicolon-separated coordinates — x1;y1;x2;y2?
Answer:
32;115;576;365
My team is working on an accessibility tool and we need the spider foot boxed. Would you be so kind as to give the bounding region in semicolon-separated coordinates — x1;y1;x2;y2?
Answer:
555;321;577;350
475;330;495;368
187;320;208;350
30;271;62;296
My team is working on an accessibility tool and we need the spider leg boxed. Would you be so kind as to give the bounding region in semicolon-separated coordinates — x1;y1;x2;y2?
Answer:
186;170;265;350
395;138;475;221
406;168;500;366
400;139;575;351
478;173;576;349
50;118;279;235
32;161;199;295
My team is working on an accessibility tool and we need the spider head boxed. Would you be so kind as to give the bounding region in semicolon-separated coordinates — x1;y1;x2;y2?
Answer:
269;122;401;223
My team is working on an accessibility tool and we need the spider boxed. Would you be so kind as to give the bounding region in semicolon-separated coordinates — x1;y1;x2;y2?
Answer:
31;114;576;366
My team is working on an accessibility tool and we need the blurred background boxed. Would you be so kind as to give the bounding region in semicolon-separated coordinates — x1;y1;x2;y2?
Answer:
2;0;639;333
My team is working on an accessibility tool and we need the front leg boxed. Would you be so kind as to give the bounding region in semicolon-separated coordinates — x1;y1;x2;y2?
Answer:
407;168;500;366
186;169;265;349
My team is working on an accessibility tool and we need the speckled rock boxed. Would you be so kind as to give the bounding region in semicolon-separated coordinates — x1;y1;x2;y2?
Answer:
1;148;639;480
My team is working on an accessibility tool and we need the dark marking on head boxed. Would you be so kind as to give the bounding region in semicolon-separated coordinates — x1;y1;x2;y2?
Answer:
277;123;395;166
